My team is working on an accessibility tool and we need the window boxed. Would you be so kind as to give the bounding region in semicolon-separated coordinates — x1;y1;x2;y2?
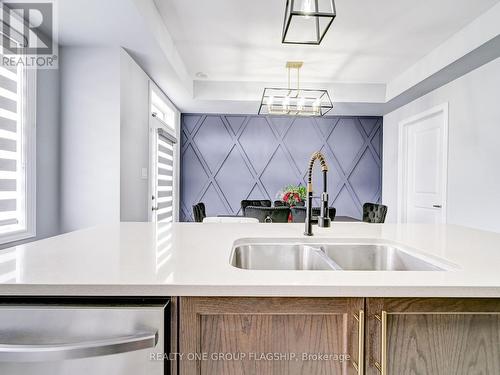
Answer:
0;54;36;244
151;91;175;130
153;130;175;223
149;83;179;224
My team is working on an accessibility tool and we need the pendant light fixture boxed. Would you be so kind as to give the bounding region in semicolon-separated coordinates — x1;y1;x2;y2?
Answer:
258;61;333;117
282;0;336;45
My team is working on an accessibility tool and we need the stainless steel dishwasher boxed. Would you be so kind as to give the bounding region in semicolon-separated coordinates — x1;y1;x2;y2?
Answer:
0;299;168;375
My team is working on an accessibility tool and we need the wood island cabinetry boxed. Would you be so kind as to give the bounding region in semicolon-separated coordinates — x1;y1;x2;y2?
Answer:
178;297;500;375
179;297;364;375
365;298;500;375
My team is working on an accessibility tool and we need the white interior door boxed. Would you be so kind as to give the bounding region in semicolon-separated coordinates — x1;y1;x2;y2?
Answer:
399;104;448;224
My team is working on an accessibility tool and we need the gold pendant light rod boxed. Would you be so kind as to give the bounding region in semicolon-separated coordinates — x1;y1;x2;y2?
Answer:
286;61;303;92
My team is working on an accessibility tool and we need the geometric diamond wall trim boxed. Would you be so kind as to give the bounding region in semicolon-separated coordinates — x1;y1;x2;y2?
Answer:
193;116;233;173
226;115;247;135
359;117;379;136
183;114;202;135
180;114;382;221
260;145;301;200
327;118;366;174
238;117;277;174
285;117;324;173
215;146;255;212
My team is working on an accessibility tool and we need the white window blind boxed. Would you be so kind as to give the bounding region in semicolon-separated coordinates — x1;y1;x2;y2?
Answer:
0;52;35;243
153;130;176;223
150;82;178;224
0;62;22;228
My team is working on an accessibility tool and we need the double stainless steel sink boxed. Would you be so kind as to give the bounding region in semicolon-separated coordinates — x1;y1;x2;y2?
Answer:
230;239;450;271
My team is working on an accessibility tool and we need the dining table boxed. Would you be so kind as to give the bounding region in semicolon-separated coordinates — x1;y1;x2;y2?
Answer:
334;216;361;222
217;214;362;222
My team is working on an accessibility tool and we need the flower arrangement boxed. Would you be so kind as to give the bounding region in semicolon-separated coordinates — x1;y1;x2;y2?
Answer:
277;184;307;207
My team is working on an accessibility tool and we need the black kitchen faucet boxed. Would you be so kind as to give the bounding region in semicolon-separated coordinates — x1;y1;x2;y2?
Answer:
304;151;331;236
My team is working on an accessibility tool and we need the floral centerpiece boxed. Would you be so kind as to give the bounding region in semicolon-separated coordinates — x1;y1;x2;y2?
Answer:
276;184;307;207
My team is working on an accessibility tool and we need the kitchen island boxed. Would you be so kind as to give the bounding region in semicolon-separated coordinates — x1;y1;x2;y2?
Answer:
1;222;499;297
1;222;500;375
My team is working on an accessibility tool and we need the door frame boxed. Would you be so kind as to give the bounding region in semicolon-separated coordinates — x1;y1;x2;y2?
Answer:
147;81;181;222
397;103;449;223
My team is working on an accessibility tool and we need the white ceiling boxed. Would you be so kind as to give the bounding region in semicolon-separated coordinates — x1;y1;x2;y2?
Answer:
154;0;500;84
54;0;500;114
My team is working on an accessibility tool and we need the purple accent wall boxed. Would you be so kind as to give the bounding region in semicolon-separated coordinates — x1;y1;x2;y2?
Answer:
180;114;382;221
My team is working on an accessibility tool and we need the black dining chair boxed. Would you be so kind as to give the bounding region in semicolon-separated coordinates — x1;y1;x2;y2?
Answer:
243;206;290;223
192;202;206;223
241;199;272;215
274;200;305;207
291;207;336;223
290;207;306;223
362;203;388;223
273;200;287;207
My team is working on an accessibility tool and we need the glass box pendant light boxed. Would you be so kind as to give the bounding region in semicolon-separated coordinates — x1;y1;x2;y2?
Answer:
258;61;333;117
282;0;336;45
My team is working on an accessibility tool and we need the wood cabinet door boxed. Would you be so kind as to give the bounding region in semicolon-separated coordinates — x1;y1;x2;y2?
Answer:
366;298;500;375
179;297;364;375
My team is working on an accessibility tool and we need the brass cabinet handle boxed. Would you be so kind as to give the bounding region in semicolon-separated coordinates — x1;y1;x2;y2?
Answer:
374;311;387;375
352;310;365;375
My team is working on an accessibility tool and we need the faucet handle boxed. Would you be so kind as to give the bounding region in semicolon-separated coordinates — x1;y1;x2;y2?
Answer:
317;216;331;228
318;192;331;228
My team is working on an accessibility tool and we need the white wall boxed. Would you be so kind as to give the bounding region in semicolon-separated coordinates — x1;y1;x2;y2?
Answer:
383;57;500;233
120;49;151;222
60;47;162;229
36;69;61;239
60;47;121;232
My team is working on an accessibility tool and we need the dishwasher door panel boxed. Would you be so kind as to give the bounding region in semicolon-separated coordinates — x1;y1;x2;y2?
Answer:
0;304;166;375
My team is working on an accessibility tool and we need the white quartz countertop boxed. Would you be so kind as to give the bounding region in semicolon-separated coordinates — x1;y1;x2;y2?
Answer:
1;222;500;297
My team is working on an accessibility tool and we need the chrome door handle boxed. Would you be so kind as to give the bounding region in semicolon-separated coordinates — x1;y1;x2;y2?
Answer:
0;331;158;362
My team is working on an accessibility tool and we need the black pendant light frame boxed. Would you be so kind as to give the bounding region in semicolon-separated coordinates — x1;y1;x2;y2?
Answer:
258;61;333;117
258;87;333;117
282;0;336;45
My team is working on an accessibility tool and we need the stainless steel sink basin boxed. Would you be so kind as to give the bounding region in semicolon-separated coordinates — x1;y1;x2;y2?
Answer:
231;243;339;270
321;244;443;271
230;239;449;271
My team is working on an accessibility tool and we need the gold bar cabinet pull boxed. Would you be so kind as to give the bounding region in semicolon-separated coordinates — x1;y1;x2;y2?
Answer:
352;310;364;375
374;311;387;375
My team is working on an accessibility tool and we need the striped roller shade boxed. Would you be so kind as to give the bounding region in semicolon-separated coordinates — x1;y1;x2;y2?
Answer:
0;61;21;228
155;129;176;223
